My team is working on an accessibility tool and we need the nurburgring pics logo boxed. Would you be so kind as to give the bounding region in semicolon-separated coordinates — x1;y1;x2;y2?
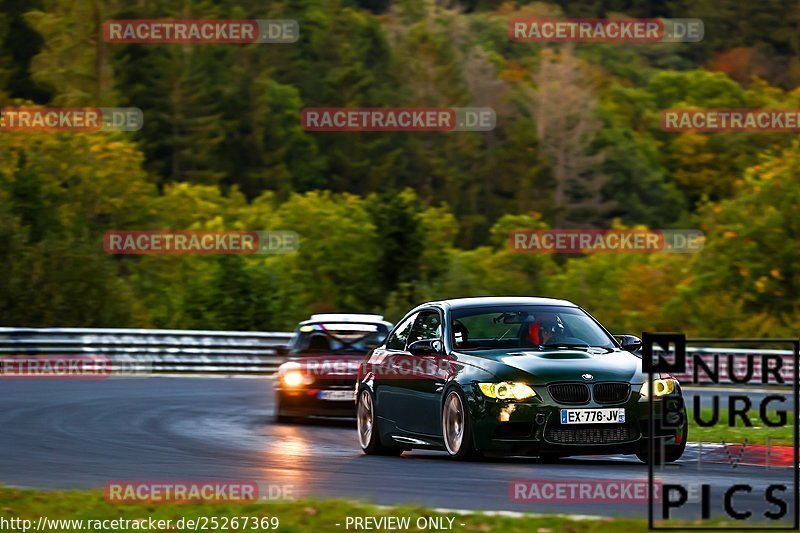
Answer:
103;20;298;44
301;108;496;132
509;18;703;43
662;109;800;132
509;229;705;254
0;107;143;131
103;231;299;255
643;333;798;529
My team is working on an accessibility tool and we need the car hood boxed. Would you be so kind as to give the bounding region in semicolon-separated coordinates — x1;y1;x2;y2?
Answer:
458;348;645;384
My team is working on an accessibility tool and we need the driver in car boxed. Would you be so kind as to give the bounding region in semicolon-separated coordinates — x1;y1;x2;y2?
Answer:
534;313;566;346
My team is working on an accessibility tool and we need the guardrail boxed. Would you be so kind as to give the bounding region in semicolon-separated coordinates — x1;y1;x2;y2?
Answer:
0;328;795;383
0;327;294;374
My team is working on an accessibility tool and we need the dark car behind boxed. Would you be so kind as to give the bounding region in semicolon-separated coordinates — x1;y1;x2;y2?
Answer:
275;314;392;421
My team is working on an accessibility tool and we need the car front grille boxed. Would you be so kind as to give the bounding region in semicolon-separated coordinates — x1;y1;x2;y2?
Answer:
593;383;631;404
545;424;638;444
548;383;590;405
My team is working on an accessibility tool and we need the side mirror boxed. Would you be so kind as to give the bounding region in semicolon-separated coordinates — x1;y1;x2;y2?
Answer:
615;335;642;352
408;339;443;356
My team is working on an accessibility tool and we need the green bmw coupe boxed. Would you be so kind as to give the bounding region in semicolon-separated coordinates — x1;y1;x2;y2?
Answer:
355;297;687;463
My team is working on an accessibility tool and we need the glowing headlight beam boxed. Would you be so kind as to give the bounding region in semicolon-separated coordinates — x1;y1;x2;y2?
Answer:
282;370;305;387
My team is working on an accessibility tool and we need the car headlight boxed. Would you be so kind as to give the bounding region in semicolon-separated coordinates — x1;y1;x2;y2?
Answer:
639;378;677;399
282;370;305;387
478;382;536;400
278;362;314;387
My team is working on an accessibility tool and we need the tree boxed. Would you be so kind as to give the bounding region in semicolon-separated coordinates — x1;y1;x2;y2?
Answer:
241;191;384;318
114;43;226;185
595;89;687;227
670;142;800;335
0;128;153;326
520;46;611;226
0;0;54;102
646;70;792;203
365;189;424;296
217;71;325;198
0;12;10;100
25;0;119;106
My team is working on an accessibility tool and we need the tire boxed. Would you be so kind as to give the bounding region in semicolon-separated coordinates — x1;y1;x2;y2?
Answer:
357;389;403;456
442;387;481;460
636;420;688;464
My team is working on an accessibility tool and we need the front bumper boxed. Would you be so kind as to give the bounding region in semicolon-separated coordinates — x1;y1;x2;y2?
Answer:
469;383;685;455
275;380;356;418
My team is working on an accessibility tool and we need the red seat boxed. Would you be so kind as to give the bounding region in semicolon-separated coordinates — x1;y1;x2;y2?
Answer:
528;322;540;345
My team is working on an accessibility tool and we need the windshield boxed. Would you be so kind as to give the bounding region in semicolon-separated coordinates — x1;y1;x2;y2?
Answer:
289;322;390;355
450;305;615;351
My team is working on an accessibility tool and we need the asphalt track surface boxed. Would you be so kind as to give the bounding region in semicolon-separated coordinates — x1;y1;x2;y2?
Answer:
0;377;796;525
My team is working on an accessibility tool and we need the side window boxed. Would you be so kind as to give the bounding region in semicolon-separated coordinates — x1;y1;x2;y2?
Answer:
386;313;418;351
407;310;442;346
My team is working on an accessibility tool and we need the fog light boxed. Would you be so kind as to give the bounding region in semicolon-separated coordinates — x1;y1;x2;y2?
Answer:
499;404;516;422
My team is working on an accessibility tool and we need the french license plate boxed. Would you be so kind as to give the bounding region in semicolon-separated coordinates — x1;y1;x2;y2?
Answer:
560;408;625;424
318;390;353;401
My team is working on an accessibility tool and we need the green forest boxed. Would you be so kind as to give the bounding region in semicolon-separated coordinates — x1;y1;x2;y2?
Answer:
0;0;798;336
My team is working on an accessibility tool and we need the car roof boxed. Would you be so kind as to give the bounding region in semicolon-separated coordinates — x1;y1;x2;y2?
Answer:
417;296;578;311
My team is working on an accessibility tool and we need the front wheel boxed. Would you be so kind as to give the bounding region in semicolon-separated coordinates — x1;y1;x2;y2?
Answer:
357;389;403;456
442;388;481;460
